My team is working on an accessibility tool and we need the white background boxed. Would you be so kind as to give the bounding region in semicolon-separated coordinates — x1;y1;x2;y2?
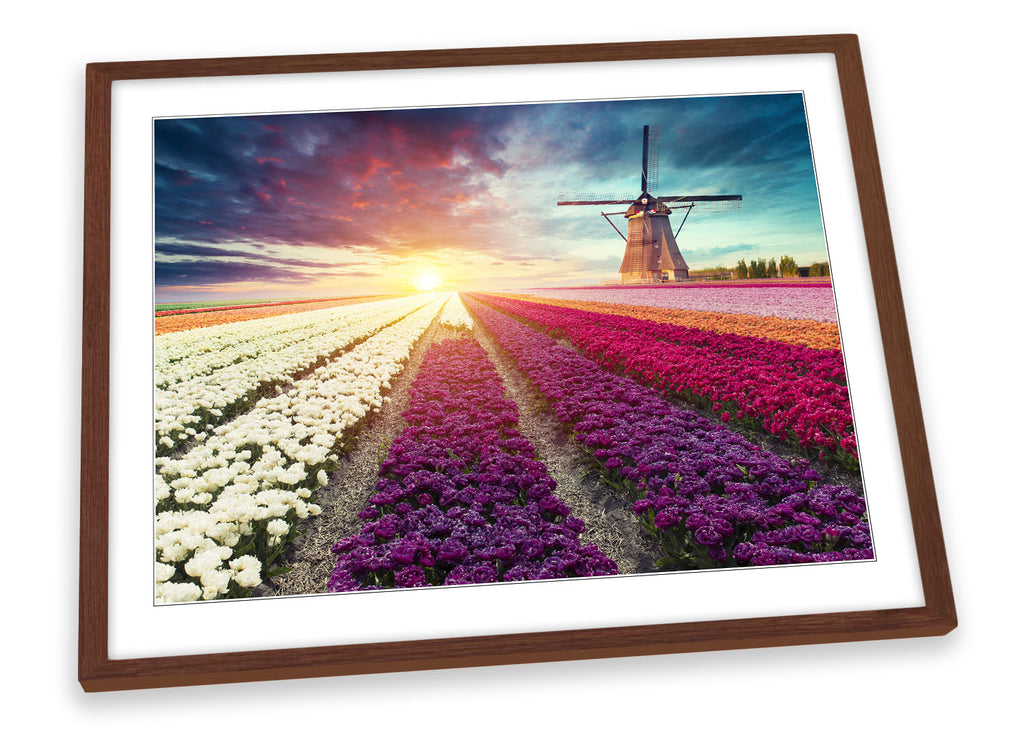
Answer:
2;1;1018;733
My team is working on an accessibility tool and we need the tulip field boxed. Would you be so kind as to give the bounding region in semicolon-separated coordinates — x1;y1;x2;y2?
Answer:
153;282;872;604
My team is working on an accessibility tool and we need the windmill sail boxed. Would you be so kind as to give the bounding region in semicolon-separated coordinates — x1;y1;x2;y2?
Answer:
642;125;660;193
557;125;741;284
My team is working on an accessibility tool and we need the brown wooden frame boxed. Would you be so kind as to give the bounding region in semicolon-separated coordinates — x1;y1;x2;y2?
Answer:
80;34;955;692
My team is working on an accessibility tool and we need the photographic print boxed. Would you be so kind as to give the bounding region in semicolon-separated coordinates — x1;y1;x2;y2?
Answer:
152;92;873;604
80;36;957;692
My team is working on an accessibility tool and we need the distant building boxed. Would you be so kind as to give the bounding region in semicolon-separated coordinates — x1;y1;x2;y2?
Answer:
619;199;690;283
557;125;741;285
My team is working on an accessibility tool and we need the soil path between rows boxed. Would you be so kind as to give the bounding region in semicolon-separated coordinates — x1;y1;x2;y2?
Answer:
471;321;661;576
258;320;461;597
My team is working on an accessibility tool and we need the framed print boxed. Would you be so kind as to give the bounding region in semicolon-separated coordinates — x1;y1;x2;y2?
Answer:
80;34;956;692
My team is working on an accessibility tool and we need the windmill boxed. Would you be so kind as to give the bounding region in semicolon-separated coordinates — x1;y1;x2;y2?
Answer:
558;125;742;283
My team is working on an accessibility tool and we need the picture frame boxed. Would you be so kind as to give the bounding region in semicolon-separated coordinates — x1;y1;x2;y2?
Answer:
80;33;956;692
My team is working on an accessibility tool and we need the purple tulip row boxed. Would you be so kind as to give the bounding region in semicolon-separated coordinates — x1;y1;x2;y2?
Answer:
475;293;857;470
463;296;873;570
327;336;618;592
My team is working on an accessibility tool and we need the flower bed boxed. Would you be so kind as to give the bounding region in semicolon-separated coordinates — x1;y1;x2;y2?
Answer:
549;279;833;290
155;295;435;455
328;336;617;591
155;295;427;384
497;292;841;350
464;297;872;570
154;295;390;334
518;283;838;322
476;294;857;470
153;296;446;602
436;293;475;331
155;295;378;317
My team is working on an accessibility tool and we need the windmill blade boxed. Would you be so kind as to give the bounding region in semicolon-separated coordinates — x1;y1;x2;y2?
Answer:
639;125;661;193
558;199;636;206
646;125;660;193
657;194;742;214
657;194;742;203
640;125;649;193
557;192;636;206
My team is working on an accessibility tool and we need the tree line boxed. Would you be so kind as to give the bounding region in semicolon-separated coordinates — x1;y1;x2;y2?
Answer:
734;256;829;279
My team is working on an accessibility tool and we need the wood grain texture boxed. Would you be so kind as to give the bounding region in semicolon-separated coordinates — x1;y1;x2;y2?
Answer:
80;63;112;689
86;35;855;80
830;37;956;626
79;34;956;693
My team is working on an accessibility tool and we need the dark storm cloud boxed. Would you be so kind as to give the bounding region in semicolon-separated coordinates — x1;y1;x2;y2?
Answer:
155;256;379;287
497;95;811;195
155;259;318;286
155;106;514;254
661;95;812;171
653;95;820;217
156;242;337;269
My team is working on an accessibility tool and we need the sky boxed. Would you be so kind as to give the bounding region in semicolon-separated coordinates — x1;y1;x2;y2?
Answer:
154;93;827;302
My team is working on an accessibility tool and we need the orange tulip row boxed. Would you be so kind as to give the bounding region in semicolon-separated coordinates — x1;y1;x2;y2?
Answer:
498;293;841;350
154;295;389;335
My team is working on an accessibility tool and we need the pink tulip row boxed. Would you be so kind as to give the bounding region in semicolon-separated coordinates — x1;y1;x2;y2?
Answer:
546;280;833;290
517;284;839;323
474;294;858;470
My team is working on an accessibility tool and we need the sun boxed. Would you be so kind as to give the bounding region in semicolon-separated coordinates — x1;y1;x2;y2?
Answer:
412;269;442;292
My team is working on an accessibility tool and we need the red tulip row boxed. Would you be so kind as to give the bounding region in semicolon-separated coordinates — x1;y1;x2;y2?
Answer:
473;293;858;471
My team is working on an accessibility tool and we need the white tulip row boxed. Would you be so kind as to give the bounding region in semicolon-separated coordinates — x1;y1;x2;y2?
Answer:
155;295;435;453
153;296;446;602
156;300;370;367
437;293;474;331
155;296;407;387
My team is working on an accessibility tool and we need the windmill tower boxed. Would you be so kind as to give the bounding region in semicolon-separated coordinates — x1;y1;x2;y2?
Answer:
558;125;742;283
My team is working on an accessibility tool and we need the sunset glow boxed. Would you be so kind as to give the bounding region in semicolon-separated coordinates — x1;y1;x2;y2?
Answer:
413;270;442;292
154;94;827;301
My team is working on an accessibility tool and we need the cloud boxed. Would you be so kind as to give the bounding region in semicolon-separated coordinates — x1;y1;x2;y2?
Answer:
156;241;341;269
154;93;826;293
155;107;516;254
155;259;317;286
682;242;760;263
